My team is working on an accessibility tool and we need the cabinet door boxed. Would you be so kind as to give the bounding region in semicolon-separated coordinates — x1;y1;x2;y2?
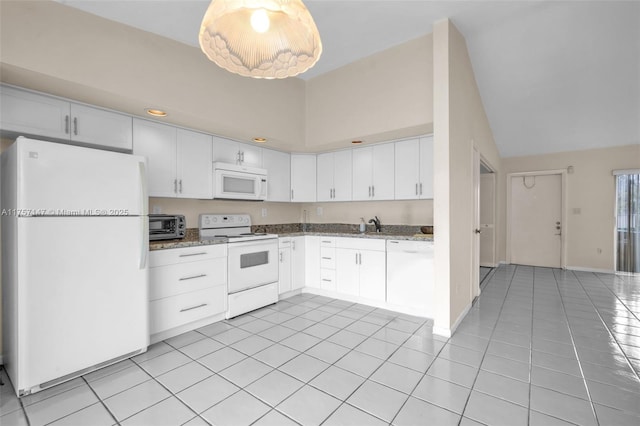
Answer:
419;136;434;199
394;139;420;200
316;152;334;202
290;154;316;202
372;143;395;200
70;103;132;151
278;247;292;294
133;118;177;198
239;143;263;168
336;248;359;296
333;150;353;201
262;148;291;202
212;137;241;164
304;236;321;289
0;85;70;140
352;147;373;201
177;129;213;199
291;237;306;290
358;250;386;302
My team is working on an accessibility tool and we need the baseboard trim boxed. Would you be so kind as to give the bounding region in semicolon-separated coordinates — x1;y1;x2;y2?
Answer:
567;266;615;274
433;301;473;339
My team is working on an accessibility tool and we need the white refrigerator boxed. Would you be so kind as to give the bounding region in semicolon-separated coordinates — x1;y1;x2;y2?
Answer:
1;137;149;396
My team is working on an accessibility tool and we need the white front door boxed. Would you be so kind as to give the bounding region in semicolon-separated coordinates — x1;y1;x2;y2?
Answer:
509;173;563;268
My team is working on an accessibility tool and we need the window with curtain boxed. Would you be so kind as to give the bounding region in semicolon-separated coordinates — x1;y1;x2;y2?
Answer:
615;170;640;273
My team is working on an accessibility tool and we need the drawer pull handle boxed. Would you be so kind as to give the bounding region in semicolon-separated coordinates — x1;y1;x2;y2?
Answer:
180;303;208;313
179;274;207;281
321;257;332;260
321;279;332;282
321;240;332;243
179;252;207;257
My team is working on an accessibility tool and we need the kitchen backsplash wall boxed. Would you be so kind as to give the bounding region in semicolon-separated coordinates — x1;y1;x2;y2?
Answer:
300;199;434;227
150;198;434;230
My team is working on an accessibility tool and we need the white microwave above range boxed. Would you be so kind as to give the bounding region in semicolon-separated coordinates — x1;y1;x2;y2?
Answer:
213;162;267;201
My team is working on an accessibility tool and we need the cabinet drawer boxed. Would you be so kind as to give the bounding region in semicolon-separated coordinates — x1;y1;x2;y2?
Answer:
336;237;385;251
320;269;336;291
150;286;226;335
319;237;336;247
150;257;226;301
320;247;336;269
150;244;227;268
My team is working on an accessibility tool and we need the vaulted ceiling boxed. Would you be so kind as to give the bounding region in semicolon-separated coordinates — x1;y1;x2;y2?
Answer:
55;0;640;158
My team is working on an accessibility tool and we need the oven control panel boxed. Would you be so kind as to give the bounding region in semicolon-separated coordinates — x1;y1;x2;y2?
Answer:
199;214;251;229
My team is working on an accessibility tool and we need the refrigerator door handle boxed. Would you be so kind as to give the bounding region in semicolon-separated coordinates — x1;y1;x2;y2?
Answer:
139;161;148;216
140;218;148;270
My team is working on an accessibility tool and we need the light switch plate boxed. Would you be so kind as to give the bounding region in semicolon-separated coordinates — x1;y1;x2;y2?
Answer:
261;208;268;217
317;207;323;216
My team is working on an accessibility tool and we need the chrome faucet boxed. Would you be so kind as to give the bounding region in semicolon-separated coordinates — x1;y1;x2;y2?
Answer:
368;216;382;233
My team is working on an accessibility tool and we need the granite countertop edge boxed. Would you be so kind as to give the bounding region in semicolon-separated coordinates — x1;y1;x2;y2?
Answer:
150;232;433;251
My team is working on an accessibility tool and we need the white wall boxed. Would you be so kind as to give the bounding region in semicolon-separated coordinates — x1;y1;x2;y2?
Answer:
499;144;640;271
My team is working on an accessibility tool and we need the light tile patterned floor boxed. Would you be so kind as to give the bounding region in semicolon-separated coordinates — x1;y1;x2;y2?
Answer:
1;265;639;425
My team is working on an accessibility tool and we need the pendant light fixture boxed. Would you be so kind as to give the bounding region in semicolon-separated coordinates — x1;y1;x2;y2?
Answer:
199;0;322;79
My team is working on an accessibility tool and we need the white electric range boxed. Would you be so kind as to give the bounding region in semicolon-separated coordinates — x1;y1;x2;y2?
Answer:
199;214;279;318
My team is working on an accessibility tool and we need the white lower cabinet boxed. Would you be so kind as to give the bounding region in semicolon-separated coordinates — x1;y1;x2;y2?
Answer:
304;236;321;290
335;238;386;302
278;236;306;295
386;240;434;316
149;245;227;341
278;238;292;294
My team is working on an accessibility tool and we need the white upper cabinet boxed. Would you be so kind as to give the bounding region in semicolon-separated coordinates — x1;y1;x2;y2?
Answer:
0;85;133;151
133;119;213;199
69;103;132;151
176;129;213;199
212;136;262;168
262;148;291;202
290;154;316;202
133;119;177;198
316;150;352;202
352;143;394;201
394;136;433;200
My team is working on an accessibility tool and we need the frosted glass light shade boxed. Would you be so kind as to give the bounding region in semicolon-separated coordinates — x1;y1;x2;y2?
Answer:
199;0;322;79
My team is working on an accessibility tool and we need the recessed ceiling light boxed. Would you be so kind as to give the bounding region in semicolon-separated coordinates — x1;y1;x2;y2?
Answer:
351;140;363;144
253;137;267;143
146;108;167;117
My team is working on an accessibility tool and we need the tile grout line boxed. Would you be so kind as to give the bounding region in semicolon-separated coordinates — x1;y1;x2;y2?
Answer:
526;266;537;426
453;264;519;426
550;268;600;426
569;270;640;382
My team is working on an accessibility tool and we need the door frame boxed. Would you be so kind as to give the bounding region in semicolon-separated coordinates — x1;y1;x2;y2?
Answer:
506;169;568;269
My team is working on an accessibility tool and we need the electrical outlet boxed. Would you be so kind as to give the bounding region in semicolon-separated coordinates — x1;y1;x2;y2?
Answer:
261;208;267;218
572;208;581;215
317;207;323;216
152;205;162;214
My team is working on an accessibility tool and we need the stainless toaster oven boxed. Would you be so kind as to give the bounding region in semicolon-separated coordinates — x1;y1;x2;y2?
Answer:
149;214;186;241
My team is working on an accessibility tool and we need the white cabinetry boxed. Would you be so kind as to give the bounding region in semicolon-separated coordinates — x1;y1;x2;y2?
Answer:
319;237;337;292
133;119;213;199
278;238;292;294
290;154;316;202
149;245;227;342
352;144;395;200
278;236;306;295
386;240;433;316
262;148;291;202
304;236;321;290
212;136;262;167
335;238;386;301
394;136;433;199
0;85;132;151
316;150;352;202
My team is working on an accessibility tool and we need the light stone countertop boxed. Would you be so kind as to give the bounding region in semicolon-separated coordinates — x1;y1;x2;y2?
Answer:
150;231;433;251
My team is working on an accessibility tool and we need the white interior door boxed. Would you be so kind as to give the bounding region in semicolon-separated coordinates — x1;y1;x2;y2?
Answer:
510;173;563;267
472;147;480;299
480;173;496;267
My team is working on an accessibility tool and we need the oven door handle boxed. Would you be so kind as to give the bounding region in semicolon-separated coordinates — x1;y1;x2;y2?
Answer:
227;239;277;250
